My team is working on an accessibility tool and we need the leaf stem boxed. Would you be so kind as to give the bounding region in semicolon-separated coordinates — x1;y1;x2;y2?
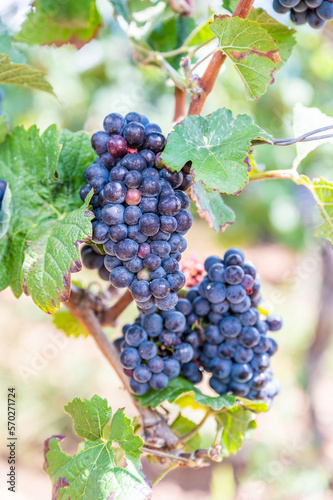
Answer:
152;463;179;486
249;169;300;182
141;446;191;464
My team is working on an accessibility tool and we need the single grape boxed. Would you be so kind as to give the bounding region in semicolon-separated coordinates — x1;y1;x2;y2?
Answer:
204;324;224;344
92;221;110;244
125;188;142;206
176;298;192;316
128;225;148;243
204;255;223;272
124;257;143;273
158;196;181;216
124;206;142;226
104;255;121;271
147;356;164;373
193;296;210;316
101;204;125;225
123;121;146;148
110;266;134;288
266;313;283;331
220;316;242;338
120;347;141;369
107;135;127;157
154;291;178;310
209;376;228;395
143;254;161;271
81;246;104;269
109;224;128;242
139;213;160;236
103;113;125;135
167;271;186;292
163;358;181;378
91;131;109;155
124;170;142;189
211;357;232;379
115;239;139;261
273;0;291;12
139;149;155;168
174;343;194;364
233;346;254;363
149;372;169;390
145;123;162;134
121;154;147;172
143;133;166;153
182;362;203;383
140;177;162;197
125;325;148;347
140;197;158;213
138;340;158;360
229;381;250;397
130;377;150;395
110;165;128;181
317;0;333;19
133;364;152;383
131;280;151;301
231;363;253;383
150;278;171;299
226;285;247;304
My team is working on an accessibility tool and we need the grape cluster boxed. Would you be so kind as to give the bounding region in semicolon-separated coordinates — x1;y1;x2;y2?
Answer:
0;179;7;212
273;0;333;28
181;248;282;406
80;112;193;312
115;309;194;395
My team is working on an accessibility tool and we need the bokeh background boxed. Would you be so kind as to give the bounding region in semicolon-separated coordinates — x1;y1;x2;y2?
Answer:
1;0;333;498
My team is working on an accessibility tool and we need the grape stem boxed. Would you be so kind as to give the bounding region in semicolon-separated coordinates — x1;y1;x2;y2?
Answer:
174;87;187;124
188;0;255;115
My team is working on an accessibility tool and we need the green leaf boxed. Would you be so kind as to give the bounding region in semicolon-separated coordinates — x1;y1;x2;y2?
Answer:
247;8;296;67
110;408;143;455
0;184;11;239
210;17;280;100
161;108;272;194
301;176;333;247
292;104;333;170
0;126;94;312
136;376;268;413
146;17;195;68
192;181;235;232
16;0;102;48
0;52;55;95
185;19;214;47
53;309;89;338
65;395;112;441
216;406;254;455
45;396;151;500
0;115;9;144
222;0;238;13
135;377;195;408
171;415;202;452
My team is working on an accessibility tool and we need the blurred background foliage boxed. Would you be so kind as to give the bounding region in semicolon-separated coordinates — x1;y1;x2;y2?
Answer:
0;0;333;499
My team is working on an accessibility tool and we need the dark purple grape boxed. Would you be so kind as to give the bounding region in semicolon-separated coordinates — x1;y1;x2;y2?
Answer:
220;316;242;338
110;165;128;182
154;292;178;311
266;314;283;331
149;372;169;390
204;255;222;272
145;123;162;134
150;240;171;258
210;376;228;395
128;225;148;243
158;196;181;216
124;257;143;273
140;177;161;197
100;152;117;169
120;154;146;172
162;257;179;274
123;122;146;148
226;285;246;304
107;135;127;157
174;343;194;364
80;184;91;202
133;364;152;383
231;363;253;383
163;358;180;378
124;171;142;189
307;9;326;27
174;209;193;234
139;149;155;168
92;221;110;244
138;242;150;259
139;198;158;213
229;381;250;397
120;347;141;369
204;325;224;344
110;266;134;288
130;377;150;395
143;133;166;153
164;310;186;333
89;176;107;194
211;357;232;379
101;204;125;225
233;346;254;363
208;263;225;283
160;168;183;189
115;239;139;261
131;280;151;301
139;213;160;236
147;356;164;373
167;271;186;292
182;362;203;383
91;131;109;155
103;239;116;255
84;163;109;182
317;0;333;19
160;216;177;233
176;298;192;316
81;246;104;269
103;113;125;134
125;325;148;347
206;282;227;304
104;181;127;203
124;206;142;226
175;190;190;210
104;255;121;271
139;340;158;360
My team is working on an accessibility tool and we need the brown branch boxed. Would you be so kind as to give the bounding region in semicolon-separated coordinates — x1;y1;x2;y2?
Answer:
66;285;179;451
188;0;255;116
101;289;133;326
174;87;187;124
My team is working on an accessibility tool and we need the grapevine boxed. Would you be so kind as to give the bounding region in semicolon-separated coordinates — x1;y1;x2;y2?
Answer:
0;0;333;498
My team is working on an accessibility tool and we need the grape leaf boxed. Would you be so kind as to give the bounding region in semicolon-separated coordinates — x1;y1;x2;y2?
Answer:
0;52;55;95
44;396;151;500
161;108;272;194
192;181;235;232
135;376;268;413
247;8;296;66
135;377;195;408
171;415;202;452
16;0;102;48
0;126;95;312
301;176;333;247
0;184;11;239
53;309;89;337
210;17;280;100
292;104;333;170
222;0;238;12
65;395;112;441
0;115;9;144
216;406;255;455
